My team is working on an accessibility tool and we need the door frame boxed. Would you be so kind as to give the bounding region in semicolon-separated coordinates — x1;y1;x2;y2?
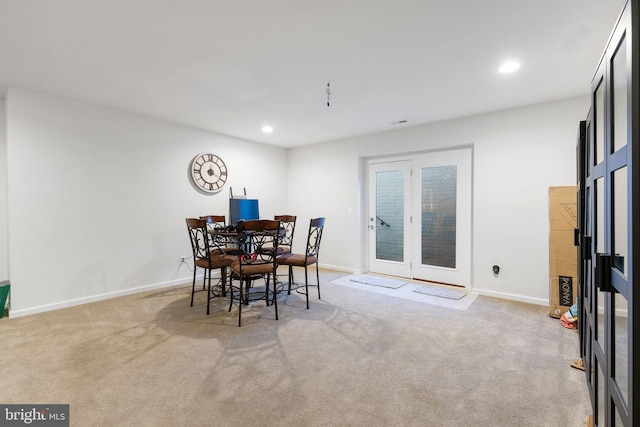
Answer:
365;146;473;288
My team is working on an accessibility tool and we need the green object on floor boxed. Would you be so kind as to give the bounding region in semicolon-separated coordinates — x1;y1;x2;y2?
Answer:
0;280;9;319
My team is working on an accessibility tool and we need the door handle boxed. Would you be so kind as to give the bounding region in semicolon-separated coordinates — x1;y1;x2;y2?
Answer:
595;253;612;293
581;236;591;260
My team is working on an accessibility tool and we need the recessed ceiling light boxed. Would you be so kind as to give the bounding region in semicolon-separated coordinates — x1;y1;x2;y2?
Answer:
261;125;273;134
499;61;521;74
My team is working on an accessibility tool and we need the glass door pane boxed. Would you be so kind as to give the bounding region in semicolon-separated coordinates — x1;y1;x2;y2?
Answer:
595;177;606;349
613;167;628;277
421;165;457;268
612;36;628;154
614;296;628;404
597;363;606;426
594;80;605;165
376;170;404;262
596;176;605;254
585;186;592;305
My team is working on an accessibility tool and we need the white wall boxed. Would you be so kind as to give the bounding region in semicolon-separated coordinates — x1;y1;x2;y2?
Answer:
6;88;287;316
0;99;7;282
3;87;589;315
287;96;588;305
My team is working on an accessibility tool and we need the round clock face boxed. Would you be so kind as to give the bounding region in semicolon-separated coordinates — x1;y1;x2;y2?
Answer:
190;153;228;193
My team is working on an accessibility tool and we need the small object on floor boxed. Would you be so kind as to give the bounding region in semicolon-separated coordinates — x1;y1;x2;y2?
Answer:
349;274;407;289
571;358;585;371
412;284;466;300
584;414;593;427
560;310;577;329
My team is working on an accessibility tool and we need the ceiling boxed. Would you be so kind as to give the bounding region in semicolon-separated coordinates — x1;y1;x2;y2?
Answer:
0;0;627;148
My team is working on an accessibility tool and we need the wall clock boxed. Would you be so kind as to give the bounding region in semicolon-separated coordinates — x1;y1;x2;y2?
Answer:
190;153;228;193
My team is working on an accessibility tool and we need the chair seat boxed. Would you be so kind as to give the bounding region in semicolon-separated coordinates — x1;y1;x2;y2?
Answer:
195;255;233;269
230;262;274;276
276;253;317;267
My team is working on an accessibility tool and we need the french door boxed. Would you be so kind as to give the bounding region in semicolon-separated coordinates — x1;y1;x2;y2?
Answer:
579;1;638;425
367;148;472;288
367;161;412;278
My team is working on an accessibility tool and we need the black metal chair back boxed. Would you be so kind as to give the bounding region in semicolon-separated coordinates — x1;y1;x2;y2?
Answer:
228;219;281;326
305;217;325;260
200;215;229;248
185;218;232;314
186;218;210;263
274;215;296;252
275;217;325;310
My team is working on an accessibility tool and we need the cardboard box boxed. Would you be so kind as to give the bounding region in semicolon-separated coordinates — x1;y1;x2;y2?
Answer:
549;186;578;232
549;187;578;318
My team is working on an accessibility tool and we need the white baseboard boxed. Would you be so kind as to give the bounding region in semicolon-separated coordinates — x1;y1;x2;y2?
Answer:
318;263;360;274
8;266;349;319
471;289;629;317
472;287;548;307
8;276;194;318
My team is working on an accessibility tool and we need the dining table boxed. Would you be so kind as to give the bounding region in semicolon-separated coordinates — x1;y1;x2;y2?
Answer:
208;223;285;305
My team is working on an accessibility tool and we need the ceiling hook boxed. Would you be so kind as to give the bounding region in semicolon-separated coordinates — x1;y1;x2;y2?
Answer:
326;82;331;107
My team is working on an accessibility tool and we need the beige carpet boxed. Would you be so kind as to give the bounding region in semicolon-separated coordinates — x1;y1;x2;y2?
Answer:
0;269;590;426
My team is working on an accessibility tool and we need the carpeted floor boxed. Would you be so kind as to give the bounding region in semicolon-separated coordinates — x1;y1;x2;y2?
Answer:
0;269;590;426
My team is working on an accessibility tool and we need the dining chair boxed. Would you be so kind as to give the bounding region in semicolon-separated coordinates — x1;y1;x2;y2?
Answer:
185;218;234;315
227;219;281;327
274;215;297;255
200;214;226;228
271;215;297;288
200;215;234;252
276;217;325;309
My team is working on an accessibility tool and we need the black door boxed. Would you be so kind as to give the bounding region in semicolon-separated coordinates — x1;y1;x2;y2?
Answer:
579;1;638;425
